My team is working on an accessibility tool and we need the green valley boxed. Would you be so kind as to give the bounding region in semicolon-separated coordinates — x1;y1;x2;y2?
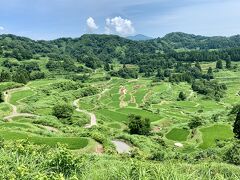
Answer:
0;32;239;179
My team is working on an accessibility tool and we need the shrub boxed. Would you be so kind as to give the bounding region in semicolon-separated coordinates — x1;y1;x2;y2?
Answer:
188;117;203;129
128;114;151;135
233;111;240;139
52;104;74;120
191;79;227;100
229;104;240;115
110;67;138;79
150;150;166;161
224;141;240;165
216;60;223;69
30;71;45;80
178;91;187;101
46;145;83;176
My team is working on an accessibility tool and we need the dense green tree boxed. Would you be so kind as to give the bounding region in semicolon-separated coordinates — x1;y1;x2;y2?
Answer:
226;59;232;69
216;60;223;69
162;32;240;50
30;71;45;80
233;111;240;139
207;67;214;79
225;142;240;165
188;117;202;129
0;91;3;103
69;74;90;83
11;49;22;60
46;60;62;71
0;46;3;55
0;70;11;82
230;104;240;115
156;69;164;80
52;104;74;120
63;59;76;72
2;33;240;68
22;62;40;72
178;91;187;101
195;62;202;72
84;56;100;69
113;67;138;79
128;114;151;135
144;71;152;77
191;79;226;100
12;69;30;84
2;59;19;68
104;63;110;71
110;64;114;70
163;69;171;77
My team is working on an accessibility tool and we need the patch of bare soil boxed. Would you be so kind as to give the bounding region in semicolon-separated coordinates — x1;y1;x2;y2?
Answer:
133;85;142;90
130;94;136;103
152;126;162;132
119;86;127;95
119;86;128;108
95;143;104;154
143;91;152;102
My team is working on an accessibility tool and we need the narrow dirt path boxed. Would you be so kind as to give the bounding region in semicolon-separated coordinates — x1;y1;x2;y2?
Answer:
3;87;38;121
73;99;97;128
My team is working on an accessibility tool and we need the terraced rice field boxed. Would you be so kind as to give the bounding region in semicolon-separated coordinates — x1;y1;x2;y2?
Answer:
10;89;35;105
165;128;190;141
199;124;234;149
0;130;89;149
0;66;239;152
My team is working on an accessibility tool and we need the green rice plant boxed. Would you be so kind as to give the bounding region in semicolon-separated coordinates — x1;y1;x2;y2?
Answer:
165;128;190;141
199;124;234;149
10;90;35;105
0;130;89;149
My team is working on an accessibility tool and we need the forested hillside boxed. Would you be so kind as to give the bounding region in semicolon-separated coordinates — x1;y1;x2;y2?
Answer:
161;32;240;50
1;32;240;66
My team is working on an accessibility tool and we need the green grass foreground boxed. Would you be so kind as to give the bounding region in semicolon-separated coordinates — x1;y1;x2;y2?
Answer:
0;141;240;179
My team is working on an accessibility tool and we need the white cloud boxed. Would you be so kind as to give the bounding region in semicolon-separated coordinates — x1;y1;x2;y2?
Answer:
0;26;4;31
105;16;135;36
104;26;111;35
86;17;98;32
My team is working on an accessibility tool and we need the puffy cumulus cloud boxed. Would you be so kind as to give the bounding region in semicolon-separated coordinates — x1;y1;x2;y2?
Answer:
105;16;135;36
86;17;98;32
0;26;4;31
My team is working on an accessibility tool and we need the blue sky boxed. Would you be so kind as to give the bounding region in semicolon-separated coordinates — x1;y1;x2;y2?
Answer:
0;0;240;40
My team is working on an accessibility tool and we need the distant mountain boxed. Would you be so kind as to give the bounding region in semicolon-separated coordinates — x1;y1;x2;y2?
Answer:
160;32;240;50
2;32;240;65
0;33;160;63
127;34;153;41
